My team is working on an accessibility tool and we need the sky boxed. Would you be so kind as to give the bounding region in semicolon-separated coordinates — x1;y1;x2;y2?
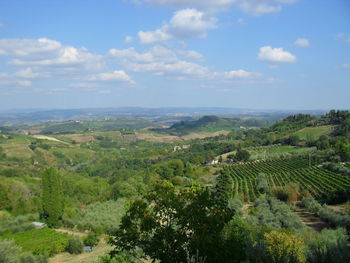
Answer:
0;0;349;110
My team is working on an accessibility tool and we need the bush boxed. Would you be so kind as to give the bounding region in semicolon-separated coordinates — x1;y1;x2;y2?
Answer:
301;197;322;214
0;213;38;235
0;239;21;263
84;232;99;247
19;253;48;263
306;228;350;263
264;230;306;263
66;238;84;254
63;200;125;233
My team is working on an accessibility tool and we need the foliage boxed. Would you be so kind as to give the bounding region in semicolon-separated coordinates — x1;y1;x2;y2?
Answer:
0;239;21;263
109;181;234;263
1;228;69;256
63;199;126;233
0;213;38;235
306;228;350;263
41;167;64;227
302;197;350;231
234;146;250;162
264;230;306;263
247;196;305;231
84;232;99;247
256;173;269;194
66;237;84;254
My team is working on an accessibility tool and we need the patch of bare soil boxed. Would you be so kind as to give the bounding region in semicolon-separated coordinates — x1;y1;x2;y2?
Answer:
136;130;231;143
62;134;95;143
295;208;327;232
135;132;183;143
328;204;346;213
32;135;68;144
55;228;88;237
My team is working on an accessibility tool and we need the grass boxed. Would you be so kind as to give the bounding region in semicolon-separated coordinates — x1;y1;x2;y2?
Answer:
1;228;71;256
0;136;33;159
294;125;333;140
49;237;112;263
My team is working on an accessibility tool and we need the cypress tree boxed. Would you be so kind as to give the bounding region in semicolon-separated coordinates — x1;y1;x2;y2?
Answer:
42;167;64;227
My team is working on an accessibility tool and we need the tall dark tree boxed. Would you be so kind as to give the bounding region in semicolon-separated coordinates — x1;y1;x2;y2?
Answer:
109;181;234;263
42;167;64;227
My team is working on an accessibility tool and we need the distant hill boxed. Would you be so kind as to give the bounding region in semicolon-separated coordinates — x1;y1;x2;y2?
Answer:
154;115;268;135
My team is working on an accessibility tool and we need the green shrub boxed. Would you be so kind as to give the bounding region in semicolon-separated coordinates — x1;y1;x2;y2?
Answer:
0;239;21;263
84;232;99;247
306;228;350;263
63;200;125;233
67;238;84;254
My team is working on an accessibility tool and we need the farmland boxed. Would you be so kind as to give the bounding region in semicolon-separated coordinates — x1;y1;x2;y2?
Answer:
220;158;350;201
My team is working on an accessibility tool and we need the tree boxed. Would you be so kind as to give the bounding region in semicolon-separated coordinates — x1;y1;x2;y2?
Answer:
264;231;306;263
67;238;84;254
235;148;250;162
109;181;234;263
42;167;64;227
256;173;269;194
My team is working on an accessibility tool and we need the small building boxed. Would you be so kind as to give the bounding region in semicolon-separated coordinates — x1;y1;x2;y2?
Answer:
32;222;47;229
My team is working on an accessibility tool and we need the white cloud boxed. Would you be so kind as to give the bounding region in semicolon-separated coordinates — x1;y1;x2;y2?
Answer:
0;23;4;28
109;45;263;82
140;0;298;15
176;49;204;60
138;8;217;43
15;68;51;78
0;38;103;70
341;64;350;68
258;46;296;63
294;38;310;47
124;36;134;43
220;69;262;79
88;70;134;83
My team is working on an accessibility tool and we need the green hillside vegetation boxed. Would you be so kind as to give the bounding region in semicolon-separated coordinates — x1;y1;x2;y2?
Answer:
0;110;350;262
1;228;71;256
154;115;268;135
294;125;333;140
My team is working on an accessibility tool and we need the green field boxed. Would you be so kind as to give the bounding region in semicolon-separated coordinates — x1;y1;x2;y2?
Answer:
293;125;333;140
1;228;71;256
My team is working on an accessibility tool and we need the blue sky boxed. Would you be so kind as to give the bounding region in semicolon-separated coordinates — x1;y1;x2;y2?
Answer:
0;0;349;110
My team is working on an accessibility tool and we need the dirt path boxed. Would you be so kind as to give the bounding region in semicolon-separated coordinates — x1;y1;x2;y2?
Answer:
32;135;68;144
49;238;112;263
294;207;327;232
55;228;88;237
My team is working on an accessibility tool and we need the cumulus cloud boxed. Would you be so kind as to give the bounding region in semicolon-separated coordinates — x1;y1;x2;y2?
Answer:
0;37;138;91
0;38;103;70
139;0;298;15
294;38;310;47
88;70;134;83
138;8;217;43
109;45;263;82
258;46;296;63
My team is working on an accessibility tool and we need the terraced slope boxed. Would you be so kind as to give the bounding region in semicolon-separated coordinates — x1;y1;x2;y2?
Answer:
220;158;350;201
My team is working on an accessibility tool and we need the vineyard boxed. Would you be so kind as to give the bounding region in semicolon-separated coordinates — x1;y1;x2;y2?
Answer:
220;158;350;201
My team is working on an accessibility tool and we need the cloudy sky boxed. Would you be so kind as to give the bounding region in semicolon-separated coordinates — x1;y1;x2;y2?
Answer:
0;0;349;110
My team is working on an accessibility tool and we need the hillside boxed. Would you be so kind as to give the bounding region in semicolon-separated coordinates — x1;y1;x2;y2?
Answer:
154;115;267;135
